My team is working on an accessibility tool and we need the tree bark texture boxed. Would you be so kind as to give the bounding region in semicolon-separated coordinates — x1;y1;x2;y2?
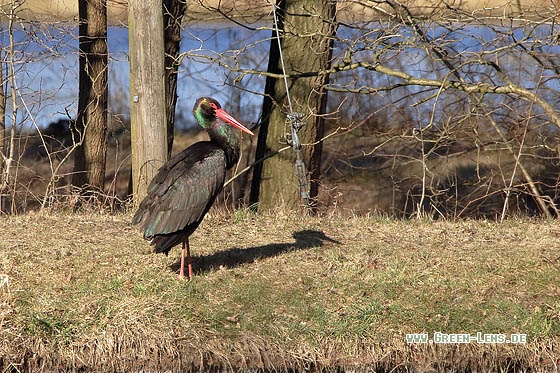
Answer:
129;0;168;203
250;0;337;212
0;53;5;211
0;54;5;180
163;0;187;156
72;0;108;192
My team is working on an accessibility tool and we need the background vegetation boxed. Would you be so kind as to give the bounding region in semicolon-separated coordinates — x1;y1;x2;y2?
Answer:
1;0;560;219
1;1;560;371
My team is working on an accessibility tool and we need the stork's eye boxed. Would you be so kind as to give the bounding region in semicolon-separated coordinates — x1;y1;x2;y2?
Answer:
209;102;218;111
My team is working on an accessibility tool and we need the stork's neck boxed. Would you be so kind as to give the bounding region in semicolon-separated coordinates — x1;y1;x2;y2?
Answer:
207;120;240;169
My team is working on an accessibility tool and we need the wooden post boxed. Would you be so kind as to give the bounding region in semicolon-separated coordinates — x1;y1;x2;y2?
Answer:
129;0;168;204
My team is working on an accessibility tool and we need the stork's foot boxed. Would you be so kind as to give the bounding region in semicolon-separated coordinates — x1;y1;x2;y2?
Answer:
176;267;192;280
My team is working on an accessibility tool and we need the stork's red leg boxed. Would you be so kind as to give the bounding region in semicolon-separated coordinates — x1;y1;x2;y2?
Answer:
177;239;193;280
178;241;186;280
186;238;193;279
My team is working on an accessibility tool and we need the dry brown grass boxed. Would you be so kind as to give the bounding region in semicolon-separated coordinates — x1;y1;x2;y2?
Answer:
1;209;560;371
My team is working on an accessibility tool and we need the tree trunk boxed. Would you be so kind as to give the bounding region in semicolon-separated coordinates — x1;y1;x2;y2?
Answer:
0;52;5;211
129;0;168;203
249;0;284;208
250;0;337;212
72;0;108;194
0;53;4;166
163;0;187;156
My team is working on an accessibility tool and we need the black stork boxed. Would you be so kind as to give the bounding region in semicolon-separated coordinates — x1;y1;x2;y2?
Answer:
132;97;254;280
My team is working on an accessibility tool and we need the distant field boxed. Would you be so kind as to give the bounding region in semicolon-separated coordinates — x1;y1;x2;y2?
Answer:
1;210;559;371
5;0;556;24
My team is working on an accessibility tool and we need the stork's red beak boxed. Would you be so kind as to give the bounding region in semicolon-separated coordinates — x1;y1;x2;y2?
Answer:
215;108;255;136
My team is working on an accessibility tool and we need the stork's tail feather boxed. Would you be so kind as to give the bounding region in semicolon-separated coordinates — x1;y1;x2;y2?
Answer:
147;225;198;255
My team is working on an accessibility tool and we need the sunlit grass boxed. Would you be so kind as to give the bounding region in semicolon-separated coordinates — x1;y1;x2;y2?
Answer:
1;211;559;370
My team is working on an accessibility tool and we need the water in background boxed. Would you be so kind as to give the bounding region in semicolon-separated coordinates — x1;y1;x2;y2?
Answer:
1;24;268;130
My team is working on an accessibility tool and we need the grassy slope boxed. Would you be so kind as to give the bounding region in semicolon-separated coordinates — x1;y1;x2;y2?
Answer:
1;210;559;371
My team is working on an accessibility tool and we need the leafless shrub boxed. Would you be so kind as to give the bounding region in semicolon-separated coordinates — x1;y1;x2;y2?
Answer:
2;0;560;219
0;0;131;214
182;0;560;219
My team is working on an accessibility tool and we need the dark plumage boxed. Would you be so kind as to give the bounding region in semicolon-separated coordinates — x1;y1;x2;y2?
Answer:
132;97;254;279
134;142;225;252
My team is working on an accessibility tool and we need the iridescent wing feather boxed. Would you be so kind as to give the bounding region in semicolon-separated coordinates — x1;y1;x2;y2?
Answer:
132;141;226;252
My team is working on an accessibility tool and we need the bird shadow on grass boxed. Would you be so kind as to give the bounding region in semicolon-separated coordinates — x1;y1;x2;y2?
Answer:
170;230;341;275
